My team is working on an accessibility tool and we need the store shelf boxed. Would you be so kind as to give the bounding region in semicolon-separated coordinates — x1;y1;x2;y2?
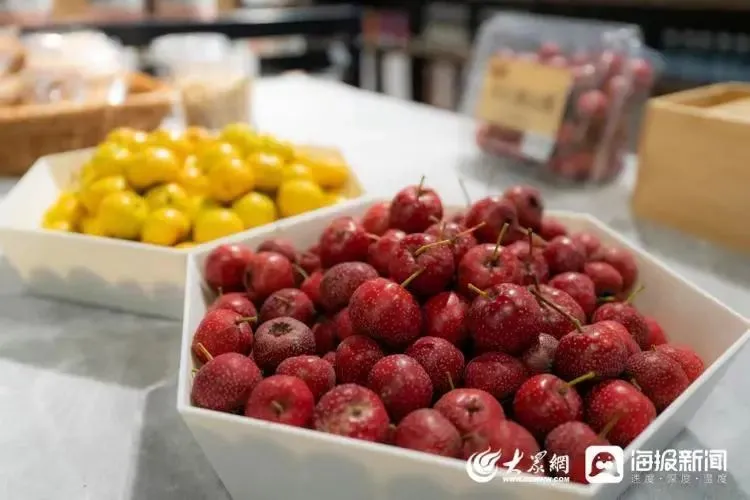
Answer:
21;4;361;46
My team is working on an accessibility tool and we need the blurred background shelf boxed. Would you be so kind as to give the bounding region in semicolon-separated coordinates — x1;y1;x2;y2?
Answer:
7;0;750;109
349;0;750;108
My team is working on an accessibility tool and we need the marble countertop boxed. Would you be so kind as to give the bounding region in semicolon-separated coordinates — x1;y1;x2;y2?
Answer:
1;74;749;500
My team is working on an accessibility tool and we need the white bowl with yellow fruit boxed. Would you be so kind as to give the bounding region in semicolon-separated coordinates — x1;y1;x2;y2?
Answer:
0;123;363;319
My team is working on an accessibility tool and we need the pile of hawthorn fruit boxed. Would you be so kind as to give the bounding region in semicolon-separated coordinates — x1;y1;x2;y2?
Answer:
476;43;655;182
190;180;704;484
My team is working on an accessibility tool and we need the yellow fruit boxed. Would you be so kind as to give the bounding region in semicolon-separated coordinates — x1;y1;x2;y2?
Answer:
144;183;190;211
146;129;192;159
219;123;260;156
97;191;148;240
303;155;350;190
259;134;294;161
126;147;181;191
192;207;244;243
42;219;72;232
78;175;128;213
178;157;209;194
248;152;285;191
85;143;134;181
43;191;85;227
80;215;106;236
141;207;191;246
232;192;277;229
174;241;196;249
194;141;241;173
276;179;326;217
282;162;315;182
175;194;213;222
206;156;255;203
105;127;148;151
184;126;214;145
322;191;348;206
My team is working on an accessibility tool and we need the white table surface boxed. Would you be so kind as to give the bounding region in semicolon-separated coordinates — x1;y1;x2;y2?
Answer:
1;74;749;500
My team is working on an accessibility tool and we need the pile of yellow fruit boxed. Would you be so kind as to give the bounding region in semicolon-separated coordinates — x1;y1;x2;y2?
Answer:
41;124;354;248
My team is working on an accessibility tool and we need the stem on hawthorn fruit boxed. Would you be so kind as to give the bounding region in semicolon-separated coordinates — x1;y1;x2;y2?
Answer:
598;295;616;304
458;177;472;207
438;221;447;240
366;233;381;242
467;283;488;298
196;343;213;362
236;316;258;324
414;239;451;257
491;223;510;262
630;378;643;391
567;371;596;388
191;368;198;376
455;222;486;239
625;285;646;304
446;372;455;391
531;289;583;332
401;268;424;289
599;411;624;439
416;175;426;196
271;401;284;416
525;228;541;293
293;264;309;280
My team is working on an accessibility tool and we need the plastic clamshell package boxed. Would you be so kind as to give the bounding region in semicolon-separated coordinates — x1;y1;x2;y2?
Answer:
177;196;750;500
0;148;363;319
461;12;662;184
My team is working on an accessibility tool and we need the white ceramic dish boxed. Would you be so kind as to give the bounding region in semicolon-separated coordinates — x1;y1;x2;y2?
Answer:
177;197;750;500
0;148;363;319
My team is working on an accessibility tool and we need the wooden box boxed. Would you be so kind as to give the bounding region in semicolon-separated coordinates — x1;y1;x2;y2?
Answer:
632;82;750;254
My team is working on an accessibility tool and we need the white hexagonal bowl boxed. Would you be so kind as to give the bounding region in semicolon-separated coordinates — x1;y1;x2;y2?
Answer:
177;196;749;500
0;148;363;319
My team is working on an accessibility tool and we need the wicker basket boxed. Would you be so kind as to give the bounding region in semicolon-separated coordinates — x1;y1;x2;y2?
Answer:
0;72;173;176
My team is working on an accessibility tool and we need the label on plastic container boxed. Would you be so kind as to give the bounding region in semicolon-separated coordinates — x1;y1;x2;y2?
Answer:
476;56;573;162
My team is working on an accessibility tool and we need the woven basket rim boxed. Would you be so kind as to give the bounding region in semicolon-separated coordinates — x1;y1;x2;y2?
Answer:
0;72;174;123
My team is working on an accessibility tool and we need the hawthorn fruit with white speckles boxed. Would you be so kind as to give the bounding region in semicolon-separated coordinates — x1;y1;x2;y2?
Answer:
405;336;465;396
277;355;336;402
191;309;254;363
655;344;704;382
548;272;597;317
335;335;384;385
545;421;608;484
388;233;455;297
592;300;650;350
318;216;371;268
208;292;258;318
553;321;629;381
421;291;469;346
394;408;462;458
585;379;656;447
259;288;316;326
244;251;296;304
434;388;505;436
388;178;444;234
319;261;378;313
191;352;262;412
626;351;690;412
253;316;316;372
457;242;523;296
466;283;543;355
367;229;406;276
464;352;529;402
367;354;433;422
520;333;559;375
244;374;314;427
313;384;390;442
348;277;422;348
204;243;255;293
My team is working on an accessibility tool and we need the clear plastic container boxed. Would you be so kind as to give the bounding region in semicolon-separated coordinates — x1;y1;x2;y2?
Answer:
148;33;258;129
20;30;132;105
461;12;661;184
